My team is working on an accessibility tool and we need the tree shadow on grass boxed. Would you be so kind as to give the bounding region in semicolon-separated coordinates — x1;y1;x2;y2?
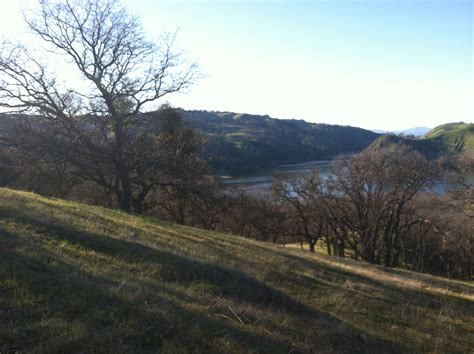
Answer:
0;206;404;353
0;228;297;353
249;243;474;311
2;208;336;318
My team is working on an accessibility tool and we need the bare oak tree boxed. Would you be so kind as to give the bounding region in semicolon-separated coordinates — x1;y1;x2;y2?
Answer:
0;0;198;212
272;172;327;252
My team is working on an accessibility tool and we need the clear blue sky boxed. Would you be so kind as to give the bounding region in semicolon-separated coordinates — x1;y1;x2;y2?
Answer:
1;0;472;130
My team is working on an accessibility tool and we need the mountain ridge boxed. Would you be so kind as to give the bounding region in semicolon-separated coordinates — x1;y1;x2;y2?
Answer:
178;109;379;174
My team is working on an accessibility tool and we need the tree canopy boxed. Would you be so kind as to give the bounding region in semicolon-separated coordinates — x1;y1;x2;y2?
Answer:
0;0;198;212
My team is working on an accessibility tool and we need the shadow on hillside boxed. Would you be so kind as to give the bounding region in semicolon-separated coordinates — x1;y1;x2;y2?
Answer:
2;207;332;317
0;225;298;353
0;205;406;353
249;243;474;311
144;229;473;311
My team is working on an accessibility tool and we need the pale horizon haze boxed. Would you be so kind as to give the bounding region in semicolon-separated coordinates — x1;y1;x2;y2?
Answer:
0;0;472;131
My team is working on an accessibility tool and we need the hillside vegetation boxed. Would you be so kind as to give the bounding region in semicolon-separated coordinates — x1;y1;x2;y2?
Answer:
424;122;474;155
1;188;473;353
180;110;379;174
368;122;474;158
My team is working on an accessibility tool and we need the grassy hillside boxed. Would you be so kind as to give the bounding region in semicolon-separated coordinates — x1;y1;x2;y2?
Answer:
368;122;474;158
424;122;474;156
1;188;473;353
180;110;379;174
366;134;443;159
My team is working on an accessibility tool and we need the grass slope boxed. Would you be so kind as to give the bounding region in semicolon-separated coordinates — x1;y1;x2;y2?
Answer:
424;122;474;156
368;122;474;158
1;188;473;353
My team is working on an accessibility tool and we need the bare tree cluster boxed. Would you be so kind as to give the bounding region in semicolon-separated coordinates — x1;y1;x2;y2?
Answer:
192;147;471;280
268;148;473;279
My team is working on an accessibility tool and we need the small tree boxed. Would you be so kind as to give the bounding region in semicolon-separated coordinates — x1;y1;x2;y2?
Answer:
0;0;198;212
272;172;326;252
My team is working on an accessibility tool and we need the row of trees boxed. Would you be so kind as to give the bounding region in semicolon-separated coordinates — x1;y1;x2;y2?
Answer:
268;150;473;279
186;149;470;280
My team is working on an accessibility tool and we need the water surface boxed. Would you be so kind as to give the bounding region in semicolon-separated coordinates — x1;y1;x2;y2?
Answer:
218;160;332;193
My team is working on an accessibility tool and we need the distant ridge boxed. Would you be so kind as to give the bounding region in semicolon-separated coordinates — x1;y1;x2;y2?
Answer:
179;109;379;174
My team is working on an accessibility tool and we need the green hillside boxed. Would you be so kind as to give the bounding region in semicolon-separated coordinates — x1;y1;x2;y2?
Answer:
424;122;474;155
1;188;473;353
179;110;379;174
368;122;474;158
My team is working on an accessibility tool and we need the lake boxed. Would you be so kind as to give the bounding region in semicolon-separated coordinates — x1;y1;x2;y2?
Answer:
217;159;471;195
217;160;332;193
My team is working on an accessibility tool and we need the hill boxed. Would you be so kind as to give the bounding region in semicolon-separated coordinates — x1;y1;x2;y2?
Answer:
367;134;442;159
180;110;379;174
1;188;473;353
424;122;474;155
368;122;474;158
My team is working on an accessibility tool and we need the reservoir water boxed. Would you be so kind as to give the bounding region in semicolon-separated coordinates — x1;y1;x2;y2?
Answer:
218;160;332;193
217;159;471;195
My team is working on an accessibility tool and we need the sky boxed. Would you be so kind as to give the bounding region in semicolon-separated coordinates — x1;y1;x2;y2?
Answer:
0;0;472;130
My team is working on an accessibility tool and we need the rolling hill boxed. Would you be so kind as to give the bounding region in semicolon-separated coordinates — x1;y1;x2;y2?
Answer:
368;122;474;158
424;122;474;155
1;188;473;353
180;110;379;174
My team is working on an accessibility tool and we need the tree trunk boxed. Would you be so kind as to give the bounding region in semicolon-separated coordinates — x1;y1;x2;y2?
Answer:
339;238;345;257
118;165;132;212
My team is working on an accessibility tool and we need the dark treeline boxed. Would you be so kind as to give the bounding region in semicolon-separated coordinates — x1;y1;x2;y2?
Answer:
0;0;471;280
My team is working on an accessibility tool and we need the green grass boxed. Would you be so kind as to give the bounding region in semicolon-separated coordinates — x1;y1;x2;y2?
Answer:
424;122;473;139
369;122;474;158
1;188;473;353
424;122;474;156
